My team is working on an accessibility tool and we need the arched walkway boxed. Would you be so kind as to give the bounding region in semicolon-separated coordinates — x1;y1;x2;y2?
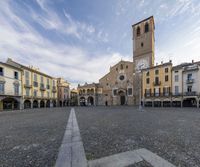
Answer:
88;96;94;106
2;97;19;110
154;101;161;107
172;101;181;107
24;100;31;109
40;100;45;108
183;98;197;107
145;101;152;107
163;101;171;107
80;97;86;106
46;100;50;108
33;100;38;108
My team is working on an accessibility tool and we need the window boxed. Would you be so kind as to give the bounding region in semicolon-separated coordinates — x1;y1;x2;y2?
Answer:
165;68;168;73
120;64;123;70
116;68;118;71
47;92;50;98
26;89;29;96
145;22;149;33
0;83;4;94
34;90;37;97
163;87;170;96
137;26;140;36
119;75;125;81
145;89;151;96
34;74;37;81
175;86;179;95
146;78;150;84
126;65;128;69
187;86;192;92
0;67;3;76
127;88;133;96
187;73;192;80
25;71;29;79
175;75;179;82
165;75;169;82
175;70;178;73
53;80;55;86
155;69;159;75
155;77;159;84
146;71;149;76
41;92;44;97
113;89;117;96
141;42;144;47
154;87;159;96
41;76;43;83
14;84;19;95
14;71;18;79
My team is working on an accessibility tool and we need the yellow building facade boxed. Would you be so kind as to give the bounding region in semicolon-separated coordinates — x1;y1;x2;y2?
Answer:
142;61;172;107
6;58;58;109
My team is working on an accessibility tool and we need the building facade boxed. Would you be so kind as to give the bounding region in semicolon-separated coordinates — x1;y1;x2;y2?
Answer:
172;62;200;108
57;78;70;107
77;83;103;106
0;62;22;110
142;61;172;107
70;88;78;106
99;60;134;106
6;58;58;109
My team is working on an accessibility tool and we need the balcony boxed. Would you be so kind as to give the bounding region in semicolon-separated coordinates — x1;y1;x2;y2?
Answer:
186;79;194;84
184;91;197;96
46;84;50;90
153;81;161;86
52;86;57;92
24;84;32;88
40;84;46;91
172;93;182;96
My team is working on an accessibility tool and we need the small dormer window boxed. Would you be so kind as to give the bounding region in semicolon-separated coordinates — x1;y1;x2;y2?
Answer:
137;26;141;36
120;64;123;70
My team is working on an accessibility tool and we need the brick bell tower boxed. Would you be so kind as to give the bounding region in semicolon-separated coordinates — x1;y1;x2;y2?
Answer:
132;16;155;106
132;16;155;72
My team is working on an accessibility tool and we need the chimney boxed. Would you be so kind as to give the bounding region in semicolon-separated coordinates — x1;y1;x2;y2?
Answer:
192;60;194;63
169;60;172;63
161;61;163;64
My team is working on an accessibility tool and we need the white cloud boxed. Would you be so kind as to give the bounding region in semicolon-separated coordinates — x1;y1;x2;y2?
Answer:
0;0;128;88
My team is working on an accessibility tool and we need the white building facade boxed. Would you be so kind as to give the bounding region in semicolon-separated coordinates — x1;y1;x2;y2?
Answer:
0;62;22;110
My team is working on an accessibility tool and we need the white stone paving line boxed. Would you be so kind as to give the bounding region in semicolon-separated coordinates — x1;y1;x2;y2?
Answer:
88;148;176;167
55;108;87;167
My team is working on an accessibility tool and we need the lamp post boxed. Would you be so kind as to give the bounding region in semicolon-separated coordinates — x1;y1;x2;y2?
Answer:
133;69;143;112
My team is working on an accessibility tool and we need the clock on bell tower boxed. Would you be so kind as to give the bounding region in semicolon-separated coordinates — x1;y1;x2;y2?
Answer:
132;16;155;71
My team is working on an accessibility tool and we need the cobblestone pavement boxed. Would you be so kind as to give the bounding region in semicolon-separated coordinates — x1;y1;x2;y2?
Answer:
75;106;200;167
0;107;70;167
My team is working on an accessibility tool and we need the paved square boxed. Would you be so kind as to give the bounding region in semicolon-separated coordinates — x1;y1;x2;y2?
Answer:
75;106;200;167
1;107;200;167
0;108;70;167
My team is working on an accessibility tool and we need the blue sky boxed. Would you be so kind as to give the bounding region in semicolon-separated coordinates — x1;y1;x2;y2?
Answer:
0;0;200;87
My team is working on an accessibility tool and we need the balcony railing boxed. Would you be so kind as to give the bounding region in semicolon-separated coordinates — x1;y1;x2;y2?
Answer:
184;91;197;96
40;84;46;91
144;93;171;97
172;93;182;96
24;84;32;88
153;81;161;86
187;79;194;84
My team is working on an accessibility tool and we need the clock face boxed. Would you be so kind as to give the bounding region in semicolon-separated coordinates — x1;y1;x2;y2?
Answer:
136;59;149;71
